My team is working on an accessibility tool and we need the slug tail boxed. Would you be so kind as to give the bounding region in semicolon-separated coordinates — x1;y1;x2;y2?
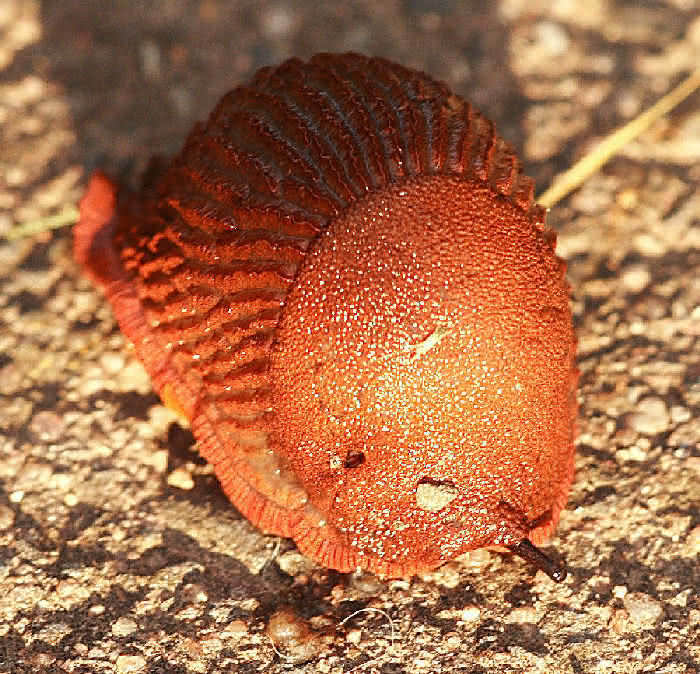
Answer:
74;171;122;288
74;171;150;351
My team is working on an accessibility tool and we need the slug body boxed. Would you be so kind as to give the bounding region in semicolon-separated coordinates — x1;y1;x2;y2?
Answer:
75;53;578;579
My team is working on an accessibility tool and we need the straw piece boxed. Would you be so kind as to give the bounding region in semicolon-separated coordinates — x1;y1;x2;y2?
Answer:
538;70;700;209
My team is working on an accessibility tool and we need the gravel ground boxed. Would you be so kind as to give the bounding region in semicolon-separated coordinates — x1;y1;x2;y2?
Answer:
1;1;699;672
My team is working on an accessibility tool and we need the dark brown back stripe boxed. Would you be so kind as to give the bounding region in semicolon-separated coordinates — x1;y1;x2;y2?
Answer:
238;87;354;207
328;59;400;183
303;65;381;192
264;70;371;199
210;93;347;211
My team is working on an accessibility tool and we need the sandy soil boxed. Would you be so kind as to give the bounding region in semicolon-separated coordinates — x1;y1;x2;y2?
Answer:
1;1;698;672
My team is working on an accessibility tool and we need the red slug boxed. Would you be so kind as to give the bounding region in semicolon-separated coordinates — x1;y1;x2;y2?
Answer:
74;53;577;581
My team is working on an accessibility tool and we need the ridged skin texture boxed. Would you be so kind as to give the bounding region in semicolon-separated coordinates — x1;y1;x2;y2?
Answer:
75;53;578;578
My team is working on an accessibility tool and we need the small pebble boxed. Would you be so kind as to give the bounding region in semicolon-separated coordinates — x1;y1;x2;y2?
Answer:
610;608;631;635
181;583;208;603
670;405;691;424
620;265;650;293
31;653;55;667
616;188;639;210
507;606;538;623
330;585;344;602
117;360;151;393
419;561;461;588
623;592;664;628
277;550;316;577
100;351;126;375
29;410;65;442
684;526;700;555
628;397;670;435
221;619;248;641
0;362;23;395
56;579;91;605
617;444;648;462
535;20;570;56
200;636;223;654
112;617;138;637
612;585;627;599
34;622;71;645
266;608;325;664
167;466;194;490
144;449;169;473
239;598;259;612
115;655;147;673
0;504;15;530
345;627;362;645
634;233;665;257
260;5;297;38
139;40;161;80
349;570;384;596
459;606;481;623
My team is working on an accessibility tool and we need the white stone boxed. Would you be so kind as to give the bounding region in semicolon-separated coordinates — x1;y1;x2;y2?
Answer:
628;397;670;435
623;592;664;628
116;655;147;673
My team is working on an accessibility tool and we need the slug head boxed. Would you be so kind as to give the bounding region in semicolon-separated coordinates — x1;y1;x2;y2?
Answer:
270;175;577;576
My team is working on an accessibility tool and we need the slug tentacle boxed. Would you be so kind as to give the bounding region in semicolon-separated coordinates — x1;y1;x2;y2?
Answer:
509;539;568;583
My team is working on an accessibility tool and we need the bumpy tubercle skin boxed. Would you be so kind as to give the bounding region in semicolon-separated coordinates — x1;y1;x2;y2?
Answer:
74;53;578;579
271;176;577;574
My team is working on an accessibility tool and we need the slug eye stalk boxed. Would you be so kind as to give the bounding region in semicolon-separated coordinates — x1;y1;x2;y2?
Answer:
509;539;568;583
